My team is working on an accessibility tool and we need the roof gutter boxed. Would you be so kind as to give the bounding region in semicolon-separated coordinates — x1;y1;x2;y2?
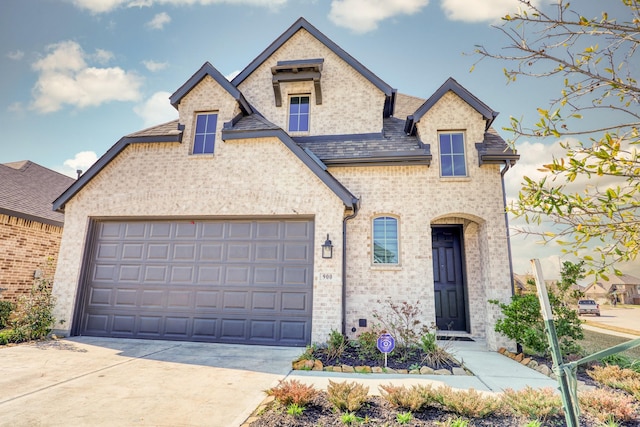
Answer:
341;199;360;335
501;160;515;296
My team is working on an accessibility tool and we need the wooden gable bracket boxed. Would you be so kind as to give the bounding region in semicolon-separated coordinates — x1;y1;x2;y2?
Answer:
271;59;323;107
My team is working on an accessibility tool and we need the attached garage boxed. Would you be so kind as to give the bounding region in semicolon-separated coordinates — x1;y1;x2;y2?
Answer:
74;218;314;346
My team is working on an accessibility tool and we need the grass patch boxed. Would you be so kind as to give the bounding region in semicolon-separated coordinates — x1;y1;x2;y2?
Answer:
579;329;640;360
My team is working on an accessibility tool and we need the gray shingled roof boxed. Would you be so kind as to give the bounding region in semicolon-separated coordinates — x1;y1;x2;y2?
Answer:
295;118;429;163
127;120;181;138
0;161;75;226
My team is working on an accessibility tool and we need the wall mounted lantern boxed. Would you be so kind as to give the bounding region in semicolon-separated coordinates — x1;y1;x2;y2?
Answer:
322;234;333;259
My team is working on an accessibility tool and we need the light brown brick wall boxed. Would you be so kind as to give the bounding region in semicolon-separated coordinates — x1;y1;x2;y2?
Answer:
237;29;386;136
0;214;62;302
53;73;349;342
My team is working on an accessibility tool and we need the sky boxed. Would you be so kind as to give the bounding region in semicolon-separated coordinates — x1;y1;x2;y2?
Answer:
1;0;637;280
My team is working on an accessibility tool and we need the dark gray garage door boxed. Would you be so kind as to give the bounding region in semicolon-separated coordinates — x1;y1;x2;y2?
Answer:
78;219;313;346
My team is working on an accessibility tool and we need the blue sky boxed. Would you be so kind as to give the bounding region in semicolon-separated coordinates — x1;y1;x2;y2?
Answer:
1;0;636;279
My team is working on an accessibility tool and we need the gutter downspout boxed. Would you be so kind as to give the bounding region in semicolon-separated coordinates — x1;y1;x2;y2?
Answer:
341;200;360;335
501;161;515;295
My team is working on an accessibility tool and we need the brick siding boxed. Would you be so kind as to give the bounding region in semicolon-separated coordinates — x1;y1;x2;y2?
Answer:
0;214;62;302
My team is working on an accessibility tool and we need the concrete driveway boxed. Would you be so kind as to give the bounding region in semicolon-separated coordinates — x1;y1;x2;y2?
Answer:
0;337;302;427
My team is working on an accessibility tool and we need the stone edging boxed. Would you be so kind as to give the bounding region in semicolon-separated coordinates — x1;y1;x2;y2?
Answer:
292;359;471;376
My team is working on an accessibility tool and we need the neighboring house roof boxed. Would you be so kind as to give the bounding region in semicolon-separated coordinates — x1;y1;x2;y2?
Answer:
53;121;183;212
0;160;74;227
169;62;253;114
231;17;396;117
586;274;640;294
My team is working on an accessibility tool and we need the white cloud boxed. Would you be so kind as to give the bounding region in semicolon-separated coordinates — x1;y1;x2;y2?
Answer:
71;0;129;14
329;0;429;33
71;0;285;14
7;50;24;60
93;48;115;64
30;40;142;113
440;0;538;23
58;151;99;178
143;60;169;72
7;102;24;113
134;91;177;127
146;12;171;30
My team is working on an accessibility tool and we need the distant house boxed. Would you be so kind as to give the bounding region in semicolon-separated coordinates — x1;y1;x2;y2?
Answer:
0;161;75;302
51;18;519;349
584;274;640;305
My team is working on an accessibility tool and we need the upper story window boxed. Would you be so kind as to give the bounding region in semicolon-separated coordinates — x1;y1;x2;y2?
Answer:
193;113;218;154
439;132;467;177
289;95;310;132
373;216;399;265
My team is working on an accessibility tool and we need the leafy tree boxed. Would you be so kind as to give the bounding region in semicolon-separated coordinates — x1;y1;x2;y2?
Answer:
474;0;640;278
491;261;584;356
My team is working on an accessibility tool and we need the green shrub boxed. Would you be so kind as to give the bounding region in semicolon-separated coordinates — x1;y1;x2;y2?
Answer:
0;300;15;329
325;329;348;360
379;384;437;412
10;279;56;341
354;329;382;361
437;386;501;418
327;380;369;412
501;386;562;422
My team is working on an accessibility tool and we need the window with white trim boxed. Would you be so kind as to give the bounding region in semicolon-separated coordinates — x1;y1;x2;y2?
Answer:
288;95;310;132
439;132;467;177
193;113;218;154
373;216;399;264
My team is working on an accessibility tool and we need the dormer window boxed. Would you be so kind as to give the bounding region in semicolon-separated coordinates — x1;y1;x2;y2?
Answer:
289;96;310;132
193;113;218;154
439;132;467;177
271;59;323;107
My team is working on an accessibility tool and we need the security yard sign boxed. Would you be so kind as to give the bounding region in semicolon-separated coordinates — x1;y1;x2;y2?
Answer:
377;333;395;367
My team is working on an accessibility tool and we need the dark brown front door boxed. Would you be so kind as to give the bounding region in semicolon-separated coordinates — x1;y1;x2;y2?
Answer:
432;226;467;331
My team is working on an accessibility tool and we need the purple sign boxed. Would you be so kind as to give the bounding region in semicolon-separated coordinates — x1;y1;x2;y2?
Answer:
376;333;395;354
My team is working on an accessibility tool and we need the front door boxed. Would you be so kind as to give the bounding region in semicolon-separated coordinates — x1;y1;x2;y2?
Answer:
432;226;467;331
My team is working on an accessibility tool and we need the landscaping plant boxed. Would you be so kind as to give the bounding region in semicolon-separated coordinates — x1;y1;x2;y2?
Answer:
326;380;369;412
0;300;14;329
372;299;429;360
490;262;584;356
266;379;317;407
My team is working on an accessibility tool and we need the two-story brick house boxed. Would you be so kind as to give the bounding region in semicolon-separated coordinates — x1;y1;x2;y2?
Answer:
52;18;518;349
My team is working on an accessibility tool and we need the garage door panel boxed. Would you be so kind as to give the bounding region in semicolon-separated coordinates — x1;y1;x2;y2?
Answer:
80;219;313;346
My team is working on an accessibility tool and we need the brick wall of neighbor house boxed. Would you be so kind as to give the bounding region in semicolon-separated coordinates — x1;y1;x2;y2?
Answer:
0;214;62;302
53;76;349;341
237;29;386;136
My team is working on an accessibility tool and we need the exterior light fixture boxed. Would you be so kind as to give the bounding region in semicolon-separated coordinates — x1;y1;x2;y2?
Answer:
322;234;333;259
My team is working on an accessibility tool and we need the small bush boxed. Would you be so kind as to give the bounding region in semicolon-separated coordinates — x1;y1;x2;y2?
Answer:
372;299;429;360
438;417;470;427
340;412;364;425
396;411;413;424
420;329;438;353
0;300;15;329
501;387;562;422
587;364;640;398
267;379;317;407
354;329;382;361
579;388;639;423
437;386;501;418
327;380;369;412
286;403;305;417
325;329;348;361
379;384;436;412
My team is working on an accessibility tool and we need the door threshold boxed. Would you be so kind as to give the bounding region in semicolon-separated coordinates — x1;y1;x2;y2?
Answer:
437;331;474;342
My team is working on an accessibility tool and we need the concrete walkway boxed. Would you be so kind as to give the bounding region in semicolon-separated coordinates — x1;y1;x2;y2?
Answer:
287;339;558;395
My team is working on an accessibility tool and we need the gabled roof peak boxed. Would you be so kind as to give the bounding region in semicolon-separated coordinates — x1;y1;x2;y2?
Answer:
405;77;498;135
231;17;394;99
169;62;253;115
